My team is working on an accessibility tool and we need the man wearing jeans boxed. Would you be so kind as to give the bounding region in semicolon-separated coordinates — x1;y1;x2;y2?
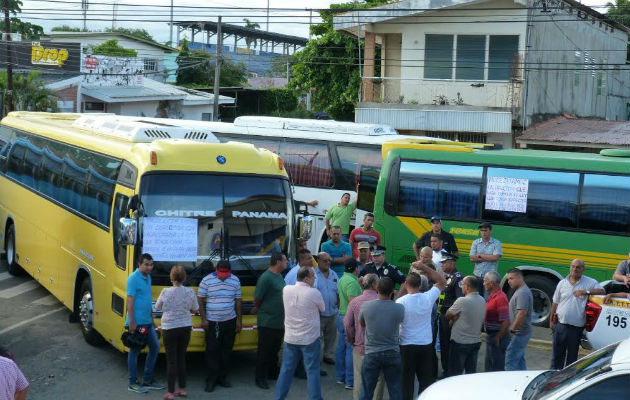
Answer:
336;258;363;390
126;253;163;394
274;267;325;400
445;276;486;376
483;271;510;371
469;222;502;298
505;268;533;371
359;277;405;400
396;263;446;400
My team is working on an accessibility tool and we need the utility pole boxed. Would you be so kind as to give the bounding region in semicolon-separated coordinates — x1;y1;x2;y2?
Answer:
82;0;88;31
3;0;13;114
169;0;174;46
213;17;222;121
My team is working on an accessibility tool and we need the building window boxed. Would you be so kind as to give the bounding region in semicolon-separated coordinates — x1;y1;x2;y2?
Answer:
488;35;519;81
202;112;212;121
84;102;105;111
456;35;486;80
143;58;158;72
574;51;582;87
597;59;607;95
425;34;454;79
425;34;519;81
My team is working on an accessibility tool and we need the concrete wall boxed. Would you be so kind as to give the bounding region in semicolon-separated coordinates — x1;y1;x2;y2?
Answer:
369;0;527;109
524;1;630;125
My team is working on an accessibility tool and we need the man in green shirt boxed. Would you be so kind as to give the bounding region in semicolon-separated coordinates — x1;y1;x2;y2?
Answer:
325;192;357;242
336;258;363;389
252;252;287;389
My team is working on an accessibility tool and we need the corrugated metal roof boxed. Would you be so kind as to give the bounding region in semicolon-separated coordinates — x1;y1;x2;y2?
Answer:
355;106;512;133
517;116;630;147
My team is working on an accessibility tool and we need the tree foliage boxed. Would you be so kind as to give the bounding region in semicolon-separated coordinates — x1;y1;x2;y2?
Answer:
176;39;247;87
91;40;137;57
105;27;156;43
605;0;630;61
0;71;57;114
51;25;84;32
0;1;44;39
288;0;391;121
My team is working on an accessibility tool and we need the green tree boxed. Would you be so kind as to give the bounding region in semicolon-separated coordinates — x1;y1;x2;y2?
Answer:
91;39;137;57
289;0;390;121
106;27;156;43
0;71;57;114
51;25;85;32
0;1;44;39
243;18;260;49
176;39;247;87
605;0;630;61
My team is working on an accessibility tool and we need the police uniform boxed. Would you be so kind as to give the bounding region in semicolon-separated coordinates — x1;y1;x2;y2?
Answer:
438;268;463;377
359;261;406;285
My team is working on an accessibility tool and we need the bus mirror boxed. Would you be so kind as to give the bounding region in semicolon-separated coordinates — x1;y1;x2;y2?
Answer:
298;215;313;241
119;218;137;245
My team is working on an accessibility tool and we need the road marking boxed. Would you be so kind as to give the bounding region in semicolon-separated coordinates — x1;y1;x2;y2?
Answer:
0;272;11;282
0;307;66;335
0;280;40;299
33;294;59;306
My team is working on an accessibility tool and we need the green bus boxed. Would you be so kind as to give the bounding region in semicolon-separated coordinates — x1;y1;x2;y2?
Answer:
361;141;630;326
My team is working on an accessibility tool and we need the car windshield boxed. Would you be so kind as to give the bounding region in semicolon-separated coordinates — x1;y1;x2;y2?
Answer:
138;173;293;286
522;342;619;400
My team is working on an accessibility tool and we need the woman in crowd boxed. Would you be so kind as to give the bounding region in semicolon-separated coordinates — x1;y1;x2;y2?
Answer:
155;266;199;399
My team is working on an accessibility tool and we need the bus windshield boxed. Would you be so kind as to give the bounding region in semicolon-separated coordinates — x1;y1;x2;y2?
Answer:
139;173;293;286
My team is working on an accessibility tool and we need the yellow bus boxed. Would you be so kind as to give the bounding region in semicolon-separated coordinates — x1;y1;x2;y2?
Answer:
0;112;305;352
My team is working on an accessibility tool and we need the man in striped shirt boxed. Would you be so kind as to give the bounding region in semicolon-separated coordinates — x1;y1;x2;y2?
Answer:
198;260;242;392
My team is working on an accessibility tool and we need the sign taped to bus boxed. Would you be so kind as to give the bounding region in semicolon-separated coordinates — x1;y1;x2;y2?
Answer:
485;176;529;213
142;217;198;261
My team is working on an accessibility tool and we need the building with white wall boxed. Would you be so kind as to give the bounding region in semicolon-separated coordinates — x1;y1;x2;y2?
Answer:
333;0;630;147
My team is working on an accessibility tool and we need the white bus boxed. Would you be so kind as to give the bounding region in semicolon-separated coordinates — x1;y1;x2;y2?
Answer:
138;116;442;253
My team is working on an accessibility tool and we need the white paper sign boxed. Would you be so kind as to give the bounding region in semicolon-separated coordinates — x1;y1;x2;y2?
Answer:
485;176;529;213
142;217;198;262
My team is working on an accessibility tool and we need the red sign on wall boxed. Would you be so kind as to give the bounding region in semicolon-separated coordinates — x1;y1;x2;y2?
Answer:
85;56;99;70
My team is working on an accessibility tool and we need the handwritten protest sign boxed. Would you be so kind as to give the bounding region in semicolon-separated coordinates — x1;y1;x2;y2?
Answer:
485;176;529;213
142;217;198;261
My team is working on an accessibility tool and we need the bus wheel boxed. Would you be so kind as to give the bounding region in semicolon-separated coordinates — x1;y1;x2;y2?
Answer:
524;274;556;327
5;225;22;276
78;279;104;346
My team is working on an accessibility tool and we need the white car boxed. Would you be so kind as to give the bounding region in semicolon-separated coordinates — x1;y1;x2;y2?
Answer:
419;338;630;400
583;282;630;350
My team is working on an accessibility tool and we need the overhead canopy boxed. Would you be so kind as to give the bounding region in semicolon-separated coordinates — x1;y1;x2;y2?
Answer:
175;21;308;47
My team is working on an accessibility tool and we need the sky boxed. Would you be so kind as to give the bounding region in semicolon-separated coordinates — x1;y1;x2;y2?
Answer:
19;0;614;45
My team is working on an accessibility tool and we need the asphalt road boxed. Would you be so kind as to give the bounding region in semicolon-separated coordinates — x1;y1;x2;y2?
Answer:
0;258;563;400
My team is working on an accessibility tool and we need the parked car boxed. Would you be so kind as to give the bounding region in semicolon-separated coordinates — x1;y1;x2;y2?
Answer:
419;338;630;400
583;281;630;351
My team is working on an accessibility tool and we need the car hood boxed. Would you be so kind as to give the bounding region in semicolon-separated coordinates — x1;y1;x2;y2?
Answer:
419;370;546;400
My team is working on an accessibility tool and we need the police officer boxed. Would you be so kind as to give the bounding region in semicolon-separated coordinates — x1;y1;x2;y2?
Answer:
359;245;405;285
437;252;463;377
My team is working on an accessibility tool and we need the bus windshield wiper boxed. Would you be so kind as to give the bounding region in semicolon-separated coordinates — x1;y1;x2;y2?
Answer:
225;246;261;278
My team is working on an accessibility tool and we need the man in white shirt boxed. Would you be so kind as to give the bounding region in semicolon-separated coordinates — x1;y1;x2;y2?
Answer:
395;262;446;400
274;267;325;400
430;234;446;271
550;259;604;369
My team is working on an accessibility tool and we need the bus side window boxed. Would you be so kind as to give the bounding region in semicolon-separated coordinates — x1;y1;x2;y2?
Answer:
113;193;129;270
337;145;382;190
280;141;333;188
6;141;25;182
580;174;630;233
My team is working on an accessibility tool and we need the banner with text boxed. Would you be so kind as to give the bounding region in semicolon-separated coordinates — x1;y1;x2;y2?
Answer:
485;176;529;213
142;217;198;262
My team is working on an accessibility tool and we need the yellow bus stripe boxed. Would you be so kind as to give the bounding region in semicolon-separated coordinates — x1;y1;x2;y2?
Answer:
397;217;622;270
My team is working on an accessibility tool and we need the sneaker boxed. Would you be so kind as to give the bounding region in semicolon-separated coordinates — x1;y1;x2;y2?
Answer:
336;380;344;385
344;385;353;390
142;380;165;390
128;382;148;394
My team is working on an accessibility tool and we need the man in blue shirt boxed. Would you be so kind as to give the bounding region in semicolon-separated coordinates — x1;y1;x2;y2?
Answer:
321;226;352;278
126;253;163;394
314;252;339;364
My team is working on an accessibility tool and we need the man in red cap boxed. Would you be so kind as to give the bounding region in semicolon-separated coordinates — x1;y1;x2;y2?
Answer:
198;260;242;392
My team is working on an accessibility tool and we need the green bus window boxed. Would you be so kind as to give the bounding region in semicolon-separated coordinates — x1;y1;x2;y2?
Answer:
580;174;630;233
397;162;483;218
483;168;579;228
